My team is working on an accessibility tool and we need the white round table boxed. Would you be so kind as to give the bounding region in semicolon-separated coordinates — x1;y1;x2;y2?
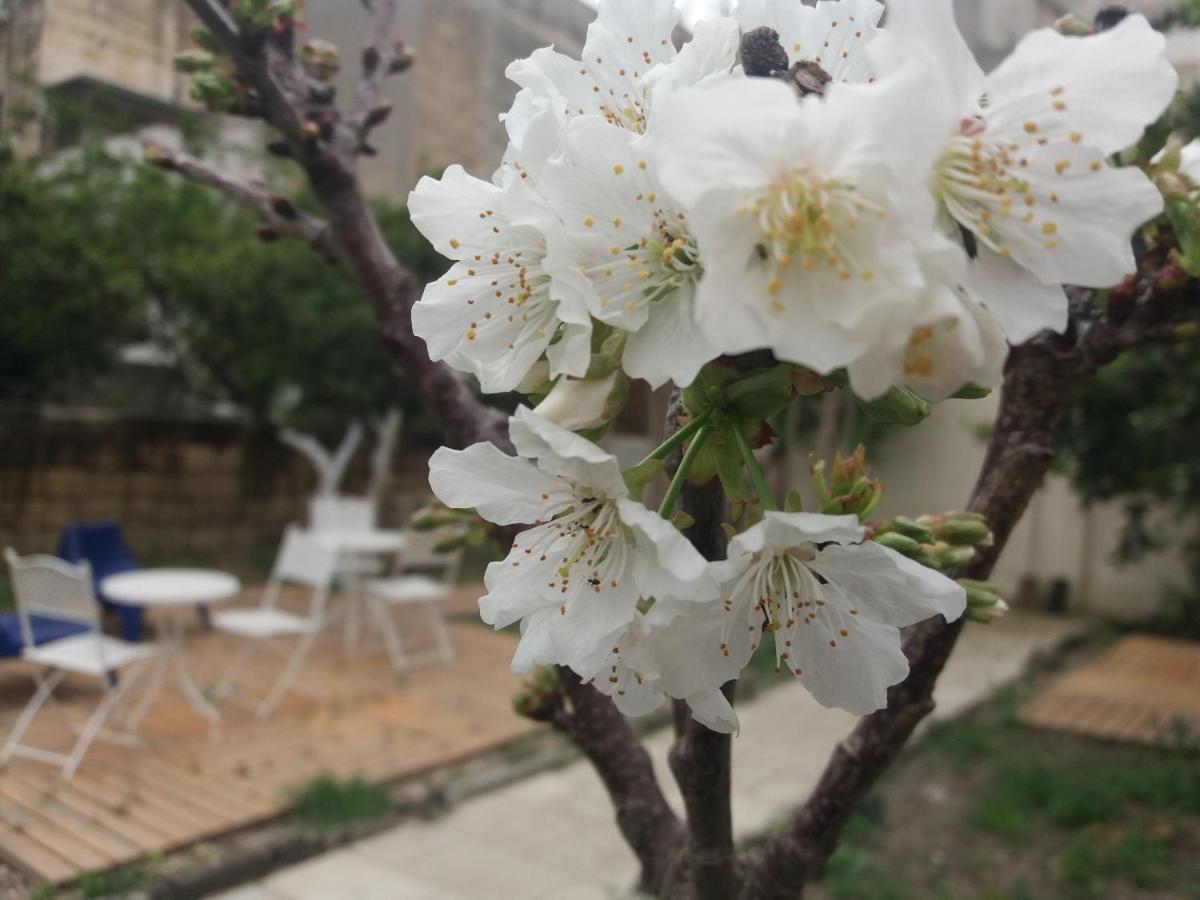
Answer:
102;569;241;735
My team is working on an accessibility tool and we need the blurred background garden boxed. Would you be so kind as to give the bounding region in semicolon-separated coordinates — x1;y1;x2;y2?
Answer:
1;0;1199;898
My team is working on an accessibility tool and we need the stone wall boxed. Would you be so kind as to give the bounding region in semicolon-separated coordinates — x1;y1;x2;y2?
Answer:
0;409;436;573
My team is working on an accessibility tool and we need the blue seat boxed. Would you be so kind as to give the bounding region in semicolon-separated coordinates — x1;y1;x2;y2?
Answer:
56;522;144;642
0;613;89;657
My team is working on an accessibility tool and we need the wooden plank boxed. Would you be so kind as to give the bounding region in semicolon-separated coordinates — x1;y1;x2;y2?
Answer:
0;817;79;884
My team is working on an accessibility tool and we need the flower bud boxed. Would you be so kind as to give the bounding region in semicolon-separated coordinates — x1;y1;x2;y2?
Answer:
961;579;1010;624
887;516;936;545
533;372;628;432
874;531;923;559
917;511;994;548
813;447;883;517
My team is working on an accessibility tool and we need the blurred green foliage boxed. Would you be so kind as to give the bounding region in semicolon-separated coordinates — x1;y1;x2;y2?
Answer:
0;142;450;443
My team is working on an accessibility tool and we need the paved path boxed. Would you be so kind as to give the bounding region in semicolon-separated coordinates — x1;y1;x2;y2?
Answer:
211;613;1085;900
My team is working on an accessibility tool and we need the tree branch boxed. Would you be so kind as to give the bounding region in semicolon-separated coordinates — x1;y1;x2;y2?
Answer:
351;0;411;154
176;0;508;451
739;280;1197;899
524;669;685;894
144;144;338;259
668;476;741;900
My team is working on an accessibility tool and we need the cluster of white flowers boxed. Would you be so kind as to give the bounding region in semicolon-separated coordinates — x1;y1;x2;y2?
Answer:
414;0;1177;731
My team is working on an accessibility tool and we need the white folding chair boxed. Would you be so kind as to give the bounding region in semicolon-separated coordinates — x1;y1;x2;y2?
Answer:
366;530;461;673
1;549;155;778
310;494;383;579
211;527;338;717
309;495;376;532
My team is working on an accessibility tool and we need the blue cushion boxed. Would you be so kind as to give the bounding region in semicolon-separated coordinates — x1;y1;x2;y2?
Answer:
0;613;90;658
56;521;144;642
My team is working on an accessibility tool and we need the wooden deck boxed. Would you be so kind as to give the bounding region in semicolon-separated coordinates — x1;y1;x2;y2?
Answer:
1021;634;1200;745
0;586;536;886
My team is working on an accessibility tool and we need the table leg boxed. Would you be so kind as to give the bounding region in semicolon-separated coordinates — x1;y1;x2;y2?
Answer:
164;613;222;740
343;572;365;656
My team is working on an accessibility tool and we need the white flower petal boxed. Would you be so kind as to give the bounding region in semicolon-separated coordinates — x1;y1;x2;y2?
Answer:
623;282;719;388
967;246;1068;343
480;537;562;629
510;407;628;499
683;688;739;734
728;512;864;561
428;444;568;524
788;601;909;715
618;498;715;601
809;542;967;629
987;15;1178;156
645;17;739;97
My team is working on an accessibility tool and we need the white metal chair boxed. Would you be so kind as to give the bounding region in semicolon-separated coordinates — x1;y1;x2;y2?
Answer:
1;549;155;778
309;495;376;532
211;527;339;717
310;494;383;579
366;529;461;672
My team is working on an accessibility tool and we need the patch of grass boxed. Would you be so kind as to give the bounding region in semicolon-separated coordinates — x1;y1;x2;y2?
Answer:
969;746;1200;842
76;862;146;898
821;800;916;900
290;775;392;829
1061;826;1171;897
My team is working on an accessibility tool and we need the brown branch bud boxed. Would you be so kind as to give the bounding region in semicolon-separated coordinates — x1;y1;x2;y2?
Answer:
363;100;393;130
362;44;381;75
389;41;415;74
142;143;178;170
270;195;299;219
266;139;295;158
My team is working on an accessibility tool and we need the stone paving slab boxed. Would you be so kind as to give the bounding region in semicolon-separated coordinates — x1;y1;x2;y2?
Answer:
210;613;1086;900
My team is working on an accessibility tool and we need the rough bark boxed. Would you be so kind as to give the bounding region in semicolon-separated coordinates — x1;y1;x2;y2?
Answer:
667;478;741;900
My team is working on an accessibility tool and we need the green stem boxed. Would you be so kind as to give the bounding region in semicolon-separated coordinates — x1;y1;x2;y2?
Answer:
637;408;714;469
658;424;712;519
732;425;778;512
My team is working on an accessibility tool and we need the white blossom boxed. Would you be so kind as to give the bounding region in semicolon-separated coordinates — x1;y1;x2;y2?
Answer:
647;64;950;394
710;513;966;715
883;0;1178;342
428;408;712;671
409;166;592;393
501;0;739;179
578;601;740;733
540;117;718;387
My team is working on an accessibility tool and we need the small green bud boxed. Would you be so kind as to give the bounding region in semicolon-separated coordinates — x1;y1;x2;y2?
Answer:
890;516;937;544
961;579;1009;623
875;532;923;559
784;490;804;513
939;517;994;547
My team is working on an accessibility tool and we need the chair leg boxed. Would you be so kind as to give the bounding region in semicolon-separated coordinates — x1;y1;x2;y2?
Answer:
1;669;66;765
62;664;147;779
424;601;456;665
368;597;408;674
212;640;254;701
257;631;317;718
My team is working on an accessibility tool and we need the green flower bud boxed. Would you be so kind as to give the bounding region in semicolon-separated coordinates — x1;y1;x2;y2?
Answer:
889;516;937;545
875;532;923;559
961;580;1009;623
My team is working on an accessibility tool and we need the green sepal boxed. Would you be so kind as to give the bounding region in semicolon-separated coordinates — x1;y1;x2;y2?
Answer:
950;383;993;401
671;511;696;531
890;516;936;544
784;490;804;513
623;457;664;501
857;385;931;427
